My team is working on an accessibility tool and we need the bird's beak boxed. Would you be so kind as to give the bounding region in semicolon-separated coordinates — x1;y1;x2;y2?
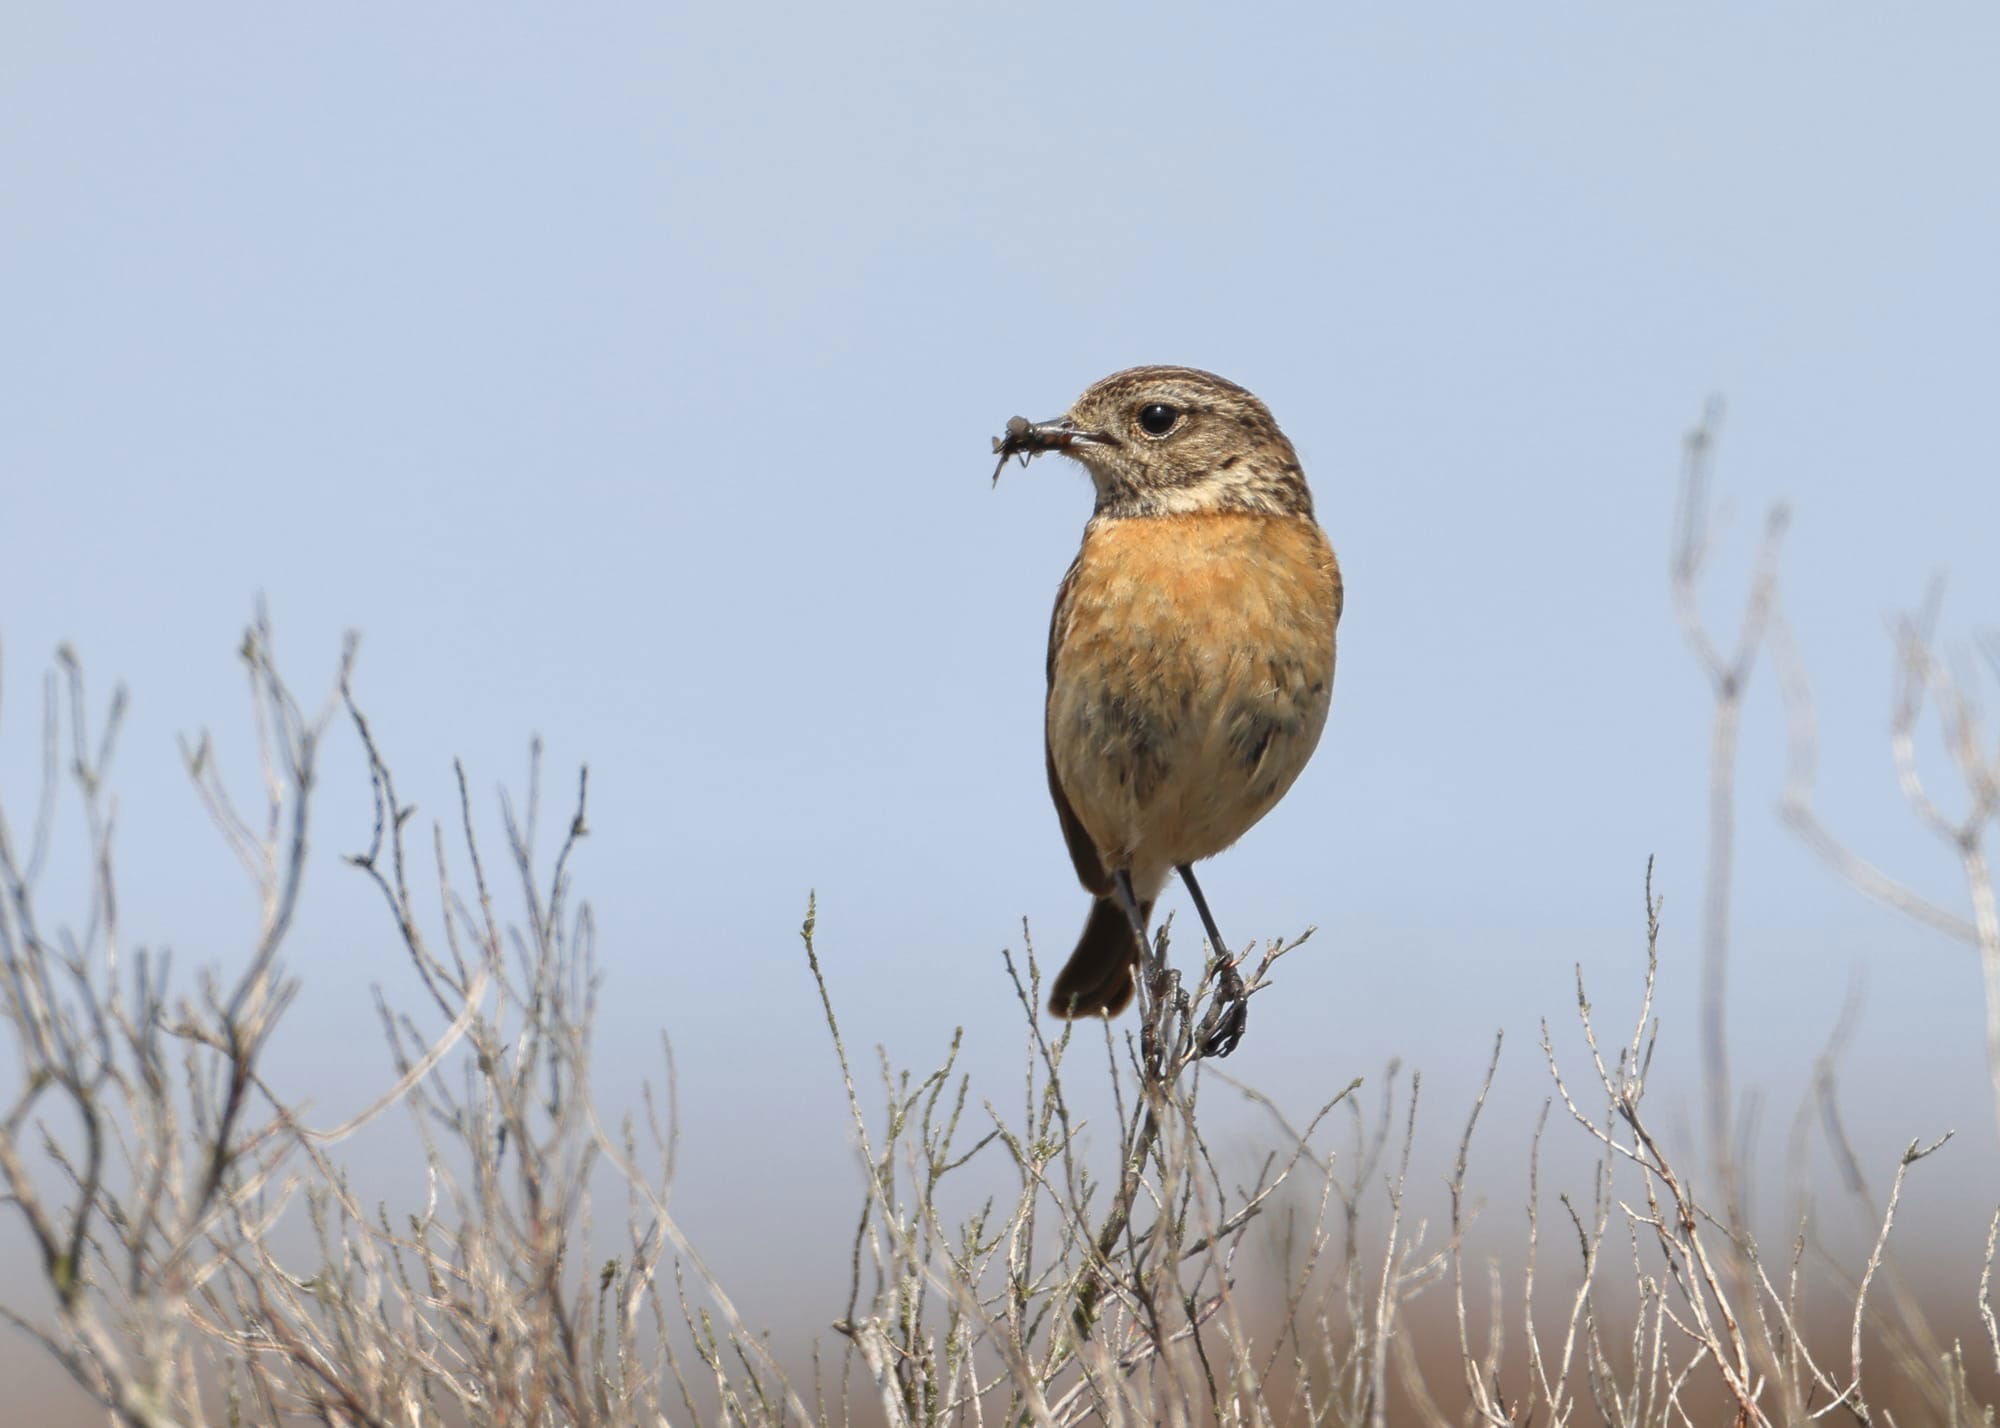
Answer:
990;416;1109;485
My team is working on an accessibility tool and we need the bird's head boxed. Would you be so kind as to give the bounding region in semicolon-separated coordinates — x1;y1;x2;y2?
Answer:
992;366;1312;519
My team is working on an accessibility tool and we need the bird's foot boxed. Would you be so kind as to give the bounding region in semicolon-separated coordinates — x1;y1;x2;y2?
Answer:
1196;958;1248;1059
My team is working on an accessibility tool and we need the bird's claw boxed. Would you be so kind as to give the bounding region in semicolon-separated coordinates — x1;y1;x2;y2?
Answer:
1196;961;1249;1059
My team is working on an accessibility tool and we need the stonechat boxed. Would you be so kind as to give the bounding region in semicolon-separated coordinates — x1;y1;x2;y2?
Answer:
994;366;1342;1056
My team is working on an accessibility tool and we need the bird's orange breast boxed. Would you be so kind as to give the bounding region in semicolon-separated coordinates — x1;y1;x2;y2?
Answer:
1046;511;1342;893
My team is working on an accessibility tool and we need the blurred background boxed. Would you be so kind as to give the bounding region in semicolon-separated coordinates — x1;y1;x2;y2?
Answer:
4;4;1999;1418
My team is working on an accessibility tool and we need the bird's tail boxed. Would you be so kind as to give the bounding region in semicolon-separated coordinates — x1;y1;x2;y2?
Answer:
1047;895;1150;1019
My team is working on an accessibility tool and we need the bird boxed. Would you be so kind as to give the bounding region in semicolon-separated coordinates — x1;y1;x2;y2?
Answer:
992;366;1342;1057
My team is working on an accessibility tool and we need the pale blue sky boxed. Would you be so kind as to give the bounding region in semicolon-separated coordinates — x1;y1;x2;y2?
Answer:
5;2;2000;1386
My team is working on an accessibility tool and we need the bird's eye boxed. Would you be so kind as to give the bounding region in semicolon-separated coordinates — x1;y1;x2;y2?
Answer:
1137;403;1181;437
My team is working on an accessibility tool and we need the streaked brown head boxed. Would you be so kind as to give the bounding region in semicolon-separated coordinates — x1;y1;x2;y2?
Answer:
991;365;1312;519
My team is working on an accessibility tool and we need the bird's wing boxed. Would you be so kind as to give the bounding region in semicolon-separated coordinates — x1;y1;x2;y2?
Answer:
1045;552;1112;897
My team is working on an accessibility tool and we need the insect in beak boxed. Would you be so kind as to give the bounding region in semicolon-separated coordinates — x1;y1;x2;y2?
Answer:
989;417;1107;486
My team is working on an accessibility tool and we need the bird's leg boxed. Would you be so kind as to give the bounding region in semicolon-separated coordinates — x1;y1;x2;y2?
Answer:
1114;868;1175;1066
1112;868;1150;951
1177;863;1248;1058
